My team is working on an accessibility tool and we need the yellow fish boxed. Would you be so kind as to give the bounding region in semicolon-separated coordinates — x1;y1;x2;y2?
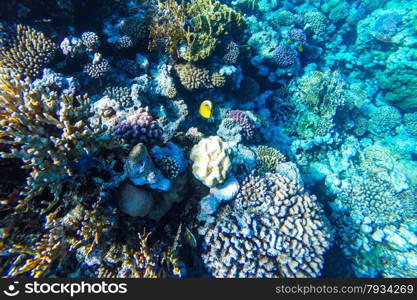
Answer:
199;100;213;119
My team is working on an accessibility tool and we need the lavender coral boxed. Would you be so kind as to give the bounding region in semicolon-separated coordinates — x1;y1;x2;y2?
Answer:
114;107;163;147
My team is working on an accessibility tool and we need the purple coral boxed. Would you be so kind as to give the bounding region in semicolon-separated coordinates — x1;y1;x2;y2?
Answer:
273;44;297;68
289;28;307;45
114;107;163;146
226;110;256;141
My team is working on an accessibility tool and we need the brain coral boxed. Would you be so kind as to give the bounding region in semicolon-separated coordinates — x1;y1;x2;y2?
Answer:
190;136;231;187
199;171;332;277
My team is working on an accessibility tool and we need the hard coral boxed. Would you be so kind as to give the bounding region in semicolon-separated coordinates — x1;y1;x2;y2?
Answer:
114;107;163;147
0;74;115;212
255;145;286;172
174;63;213;91
225;110;256;142
149;0;245;62
199;171;332;277
0;24;56;79
273;44;297;68
84;53;110;79
190;136;231;187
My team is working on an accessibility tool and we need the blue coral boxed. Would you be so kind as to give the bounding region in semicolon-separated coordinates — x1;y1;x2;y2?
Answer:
273;44;297;68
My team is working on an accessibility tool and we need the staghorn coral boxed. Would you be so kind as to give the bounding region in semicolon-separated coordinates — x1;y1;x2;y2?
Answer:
0;24;56;79
190;136;231;187
174;63;213;91
199;171;332;278
4;231;67;278
0;74;115;212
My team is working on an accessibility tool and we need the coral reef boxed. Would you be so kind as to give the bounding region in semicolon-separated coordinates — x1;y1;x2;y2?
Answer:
1;0;417;280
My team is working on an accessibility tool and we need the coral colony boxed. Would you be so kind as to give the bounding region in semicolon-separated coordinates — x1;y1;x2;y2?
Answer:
0;0;416;278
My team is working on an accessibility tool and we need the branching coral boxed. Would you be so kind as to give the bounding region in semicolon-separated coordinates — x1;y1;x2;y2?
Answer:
0;74;115;212
332;173;417;277
149;0;245;62
0;24;56;79
255;145;286;172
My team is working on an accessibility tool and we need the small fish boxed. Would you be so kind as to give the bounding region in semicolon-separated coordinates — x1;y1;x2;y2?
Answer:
297;45;303;52
199;100;212;119
184;226;197;248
